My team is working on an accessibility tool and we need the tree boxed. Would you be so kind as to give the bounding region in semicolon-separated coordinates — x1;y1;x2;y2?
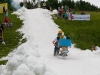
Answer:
33;0;35;2
46;0;58;10
20;2;23;7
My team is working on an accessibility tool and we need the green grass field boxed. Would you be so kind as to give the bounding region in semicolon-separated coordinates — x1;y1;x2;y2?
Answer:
0;11;26;65
53;12;100;50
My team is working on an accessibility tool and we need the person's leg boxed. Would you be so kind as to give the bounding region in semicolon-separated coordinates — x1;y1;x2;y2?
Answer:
0;36;2;42
57;48;60;55
54;46;57;56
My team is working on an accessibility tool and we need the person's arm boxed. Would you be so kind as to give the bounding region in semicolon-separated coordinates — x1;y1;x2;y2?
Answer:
52;38;57;46
52;40;55;44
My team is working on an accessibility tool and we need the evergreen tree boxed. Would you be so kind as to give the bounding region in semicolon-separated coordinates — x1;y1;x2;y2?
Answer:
46;0;58;10
0;0;99;11
33;0;35;2
20;2;23;7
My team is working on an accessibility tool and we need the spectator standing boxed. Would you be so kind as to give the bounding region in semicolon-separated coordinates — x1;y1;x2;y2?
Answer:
81;11;85;15
72;9;75;14
3;6;6;14
50;6;52;12
64;10;69;20
59;8;64;18
91;45;100;51
0;23;4;32
0;27;5;45
43;2;46;9
0;26;3;40
4;16;9;26
9;21;13;28
5;9;8;17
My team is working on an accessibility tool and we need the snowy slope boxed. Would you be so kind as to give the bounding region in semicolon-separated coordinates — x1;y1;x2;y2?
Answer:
0;7;100;75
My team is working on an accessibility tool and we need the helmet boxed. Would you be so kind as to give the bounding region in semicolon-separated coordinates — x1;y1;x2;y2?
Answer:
58;30;63;34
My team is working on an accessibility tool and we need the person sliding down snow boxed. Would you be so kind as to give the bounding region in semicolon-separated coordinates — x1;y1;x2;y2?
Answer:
52;30;66;56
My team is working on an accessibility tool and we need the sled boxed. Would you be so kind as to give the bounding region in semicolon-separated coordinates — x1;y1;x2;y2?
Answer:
59;50;69;56
57;50;69;59
57;55;67;59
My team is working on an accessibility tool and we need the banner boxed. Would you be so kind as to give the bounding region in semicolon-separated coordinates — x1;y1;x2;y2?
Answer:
0;3;8;13
71;14;90;21
0;6;3;13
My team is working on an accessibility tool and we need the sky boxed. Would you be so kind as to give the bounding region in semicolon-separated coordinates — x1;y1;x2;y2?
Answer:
0;7;100;75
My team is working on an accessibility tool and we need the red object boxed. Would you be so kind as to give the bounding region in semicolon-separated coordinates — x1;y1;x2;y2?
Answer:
4;17;9;23
71;16;74;19
59;9;64;15
70;14;74;19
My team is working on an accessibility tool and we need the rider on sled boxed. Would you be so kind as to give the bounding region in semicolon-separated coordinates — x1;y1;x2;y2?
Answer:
52;30;67;56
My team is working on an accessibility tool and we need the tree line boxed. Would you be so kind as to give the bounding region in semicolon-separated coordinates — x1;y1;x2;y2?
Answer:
45;0;100;11
0;0;100;11
20;0;100;11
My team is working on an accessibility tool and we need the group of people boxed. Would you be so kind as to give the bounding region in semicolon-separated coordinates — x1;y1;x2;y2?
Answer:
57;5;86;20
52;30;71;56
0;6;12;45
3;7;12;28
58;5;75;20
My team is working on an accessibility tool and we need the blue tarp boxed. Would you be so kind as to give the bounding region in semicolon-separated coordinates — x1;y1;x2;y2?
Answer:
59;39;72;46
